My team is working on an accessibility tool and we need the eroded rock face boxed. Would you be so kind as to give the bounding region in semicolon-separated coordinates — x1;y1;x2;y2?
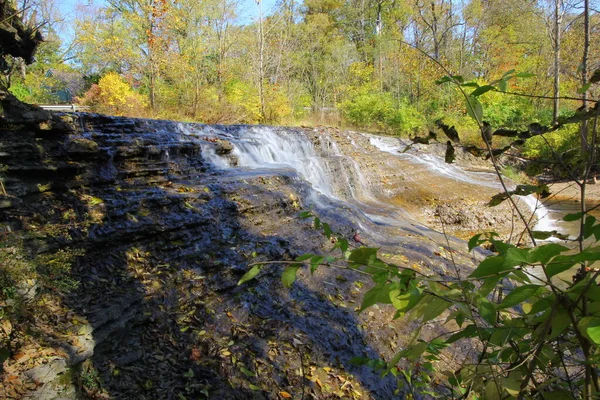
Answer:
5;114;455;399
0;0;43;64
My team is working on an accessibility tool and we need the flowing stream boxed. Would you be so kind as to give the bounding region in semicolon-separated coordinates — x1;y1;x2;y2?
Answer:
177;123;593;245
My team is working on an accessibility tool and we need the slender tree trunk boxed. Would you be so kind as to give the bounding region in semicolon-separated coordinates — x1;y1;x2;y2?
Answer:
256;0;265;121
580;0;590;157
552;0;562;126
376;0;383;87
149;63;156;111
431;1;439;60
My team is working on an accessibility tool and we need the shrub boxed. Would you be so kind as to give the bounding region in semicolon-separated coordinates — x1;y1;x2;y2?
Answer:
340;92;425;135
522;124;579;159
9;74;62;104
78;72;147;116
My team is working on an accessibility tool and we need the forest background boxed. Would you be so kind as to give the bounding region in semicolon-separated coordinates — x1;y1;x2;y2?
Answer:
4;0;600;154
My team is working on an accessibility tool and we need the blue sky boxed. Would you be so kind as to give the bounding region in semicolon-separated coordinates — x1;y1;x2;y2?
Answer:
53;0;278;46
57;0;279;26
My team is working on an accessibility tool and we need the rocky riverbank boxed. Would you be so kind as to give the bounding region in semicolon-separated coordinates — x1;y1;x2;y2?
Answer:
2;109;581;399
1;112;489;399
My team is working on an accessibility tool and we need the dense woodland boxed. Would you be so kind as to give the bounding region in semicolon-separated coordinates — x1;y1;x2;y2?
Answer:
3;0;599;149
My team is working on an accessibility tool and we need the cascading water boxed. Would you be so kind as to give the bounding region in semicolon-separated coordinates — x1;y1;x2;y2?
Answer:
177;122;567;245
369;135;560;235
231;127;335;198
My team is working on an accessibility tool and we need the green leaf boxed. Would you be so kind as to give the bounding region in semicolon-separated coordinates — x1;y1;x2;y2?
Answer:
309;255;324;274
546;258;576;278
421;297;451;323
531;230;553;240
390;287;423;316
579;317;600;344
470;85;494;97
498;284;541;309
549;306;570;340
498;79;508;92
503;247;530;267
583;215;597;239
248;384;262;391
469;255;510;278
348;247;380;266
594;224;600;241
295;254;313;262
489;326;518;346
298;211;313;219
322;222;332;238
360;282;393;311
435;76;452;85
313;217;321;229
477;297;497;325
339;238;349;253
529;243;569;264
502;69;516;78
446;324;477;343
563;212;583;221
350;356;370;366
465;95;483;123
503;371;522;397
238;265;261;285
552;247;600;266
282;265;300;287
240;366;256;377
485;380;502;400
527;294;555;315
577;82;592;94
404;342;428;361
490;237;513;255
468;233;484;251
478;276;501;297
488;192;508;206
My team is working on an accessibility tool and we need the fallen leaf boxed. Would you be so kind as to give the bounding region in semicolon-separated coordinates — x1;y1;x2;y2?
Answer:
279;391;292;398
190;348;201;362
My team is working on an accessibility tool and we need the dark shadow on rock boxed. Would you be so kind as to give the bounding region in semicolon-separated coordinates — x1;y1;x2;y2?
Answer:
2;114;426;399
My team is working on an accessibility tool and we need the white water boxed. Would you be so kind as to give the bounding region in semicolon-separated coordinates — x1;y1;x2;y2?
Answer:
368;135;560;234
180;124;563;240
232;127;335;197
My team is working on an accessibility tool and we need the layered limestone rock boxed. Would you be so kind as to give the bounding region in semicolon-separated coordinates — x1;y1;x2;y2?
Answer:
3;114;439;399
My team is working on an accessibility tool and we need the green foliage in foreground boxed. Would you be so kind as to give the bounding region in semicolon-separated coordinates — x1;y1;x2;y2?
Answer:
239;211;600;398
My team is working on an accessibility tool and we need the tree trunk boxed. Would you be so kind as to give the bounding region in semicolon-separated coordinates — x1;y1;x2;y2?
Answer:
552;0;562;126
257;0;265;121
580;0;590;157
376;0;383;86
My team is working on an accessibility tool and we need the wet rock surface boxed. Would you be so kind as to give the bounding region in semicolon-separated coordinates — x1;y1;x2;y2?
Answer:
309;128;536;241
0;114;496;399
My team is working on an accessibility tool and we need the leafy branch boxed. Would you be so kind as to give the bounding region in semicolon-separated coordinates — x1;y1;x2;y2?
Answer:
238;209;600;398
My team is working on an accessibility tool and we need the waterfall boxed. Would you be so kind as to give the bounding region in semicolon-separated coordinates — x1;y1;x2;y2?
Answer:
517;195;559;233
369;134;560;235
186;125;569;245
369;135;499;188
231;127;335;197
